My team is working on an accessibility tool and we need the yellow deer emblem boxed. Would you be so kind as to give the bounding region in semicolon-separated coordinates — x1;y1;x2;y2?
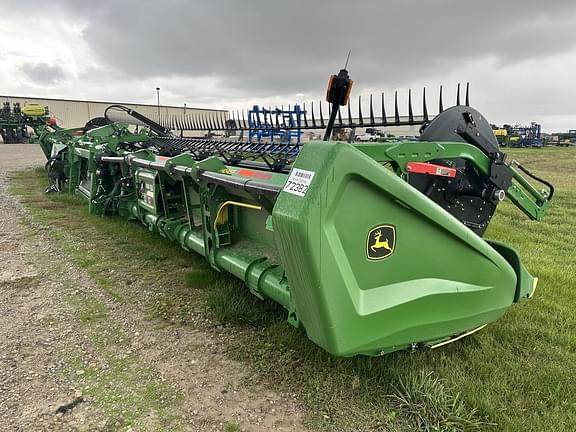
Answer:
370;229;392;253
367;225;396;260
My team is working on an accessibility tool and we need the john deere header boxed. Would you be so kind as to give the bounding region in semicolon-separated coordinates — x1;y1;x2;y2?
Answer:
36;69;553;356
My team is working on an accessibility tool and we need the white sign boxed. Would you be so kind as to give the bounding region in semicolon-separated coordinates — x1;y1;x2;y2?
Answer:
283;168;315;197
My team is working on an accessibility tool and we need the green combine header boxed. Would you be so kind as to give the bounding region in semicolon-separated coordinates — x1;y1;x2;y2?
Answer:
36;70;553;356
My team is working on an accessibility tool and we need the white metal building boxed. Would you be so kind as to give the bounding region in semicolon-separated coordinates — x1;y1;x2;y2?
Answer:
0;95;226;130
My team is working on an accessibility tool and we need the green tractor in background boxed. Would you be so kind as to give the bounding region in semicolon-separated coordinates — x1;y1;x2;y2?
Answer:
0;101;55;144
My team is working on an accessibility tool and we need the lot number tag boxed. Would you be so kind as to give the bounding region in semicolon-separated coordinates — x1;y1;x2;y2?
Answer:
283;168;315;197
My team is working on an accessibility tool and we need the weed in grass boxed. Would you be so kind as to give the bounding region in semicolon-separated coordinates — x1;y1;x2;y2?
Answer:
388;370;494;431
223;420;241;432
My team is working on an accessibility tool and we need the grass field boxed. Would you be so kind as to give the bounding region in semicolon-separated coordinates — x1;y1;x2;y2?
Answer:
9;147;576;431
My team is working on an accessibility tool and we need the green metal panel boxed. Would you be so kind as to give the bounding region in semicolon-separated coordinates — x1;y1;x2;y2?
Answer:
39;124;550;357
273;141;519;356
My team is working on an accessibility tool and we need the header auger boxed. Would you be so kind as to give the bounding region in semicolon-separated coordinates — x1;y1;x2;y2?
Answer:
37;68;552;356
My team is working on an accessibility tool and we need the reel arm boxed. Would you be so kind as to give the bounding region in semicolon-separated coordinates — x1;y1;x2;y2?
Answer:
354;140;553;223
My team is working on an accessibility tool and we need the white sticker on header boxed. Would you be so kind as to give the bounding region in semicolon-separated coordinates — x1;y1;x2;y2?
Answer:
283;168;316;197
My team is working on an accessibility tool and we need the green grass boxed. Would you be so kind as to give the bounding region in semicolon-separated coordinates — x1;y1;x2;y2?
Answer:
57;264;185;431
8;148;576;431
223;420;241;432
388;370;494;431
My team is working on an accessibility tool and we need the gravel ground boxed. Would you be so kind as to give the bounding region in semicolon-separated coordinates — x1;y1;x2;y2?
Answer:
0;144;303;431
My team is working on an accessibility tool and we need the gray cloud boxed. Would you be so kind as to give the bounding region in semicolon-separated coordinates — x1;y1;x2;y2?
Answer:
21;63;65;86
6;1;576;94
3;1;576;130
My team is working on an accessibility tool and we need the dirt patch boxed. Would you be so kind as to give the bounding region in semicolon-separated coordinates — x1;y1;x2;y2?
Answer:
0;145;304;431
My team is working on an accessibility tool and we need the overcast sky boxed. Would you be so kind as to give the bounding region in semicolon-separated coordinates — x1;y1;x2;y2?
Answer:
2;0;576;131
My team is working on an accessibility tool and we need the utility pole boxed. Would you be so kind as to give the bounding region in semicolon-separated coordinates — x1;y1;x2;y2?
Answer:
156;87;160;118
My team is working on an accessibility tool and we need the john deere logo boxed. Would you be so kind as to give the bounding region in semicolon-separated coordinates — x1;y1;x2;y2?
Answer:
367;225;396;260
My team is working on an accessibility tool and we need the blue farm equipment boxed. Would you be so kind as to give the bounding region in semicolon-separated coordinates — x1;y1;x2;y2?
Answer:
508;122;543;148
248;105;304;144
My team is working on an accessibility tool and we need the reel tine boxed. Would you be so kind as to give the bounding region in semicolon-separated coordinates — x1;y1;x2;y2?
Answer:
219;112;226;130
230;111;236;129
297;104;303;128
282;105;287;128
394;90;400;124
242;108;248;129
347;99;353;127
369;93;375;125
311;101;316;128
408;89;414;124
319;100;325;128
358;95;363;126
439;85;444;113
423;87;429;122
338;106;343;125
381;92;387;126
465;82;470;106
217;112;223;130
197;111;204;130
456;83;461;106
303;102;308;128
274;106;280;128
208;112;216;130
